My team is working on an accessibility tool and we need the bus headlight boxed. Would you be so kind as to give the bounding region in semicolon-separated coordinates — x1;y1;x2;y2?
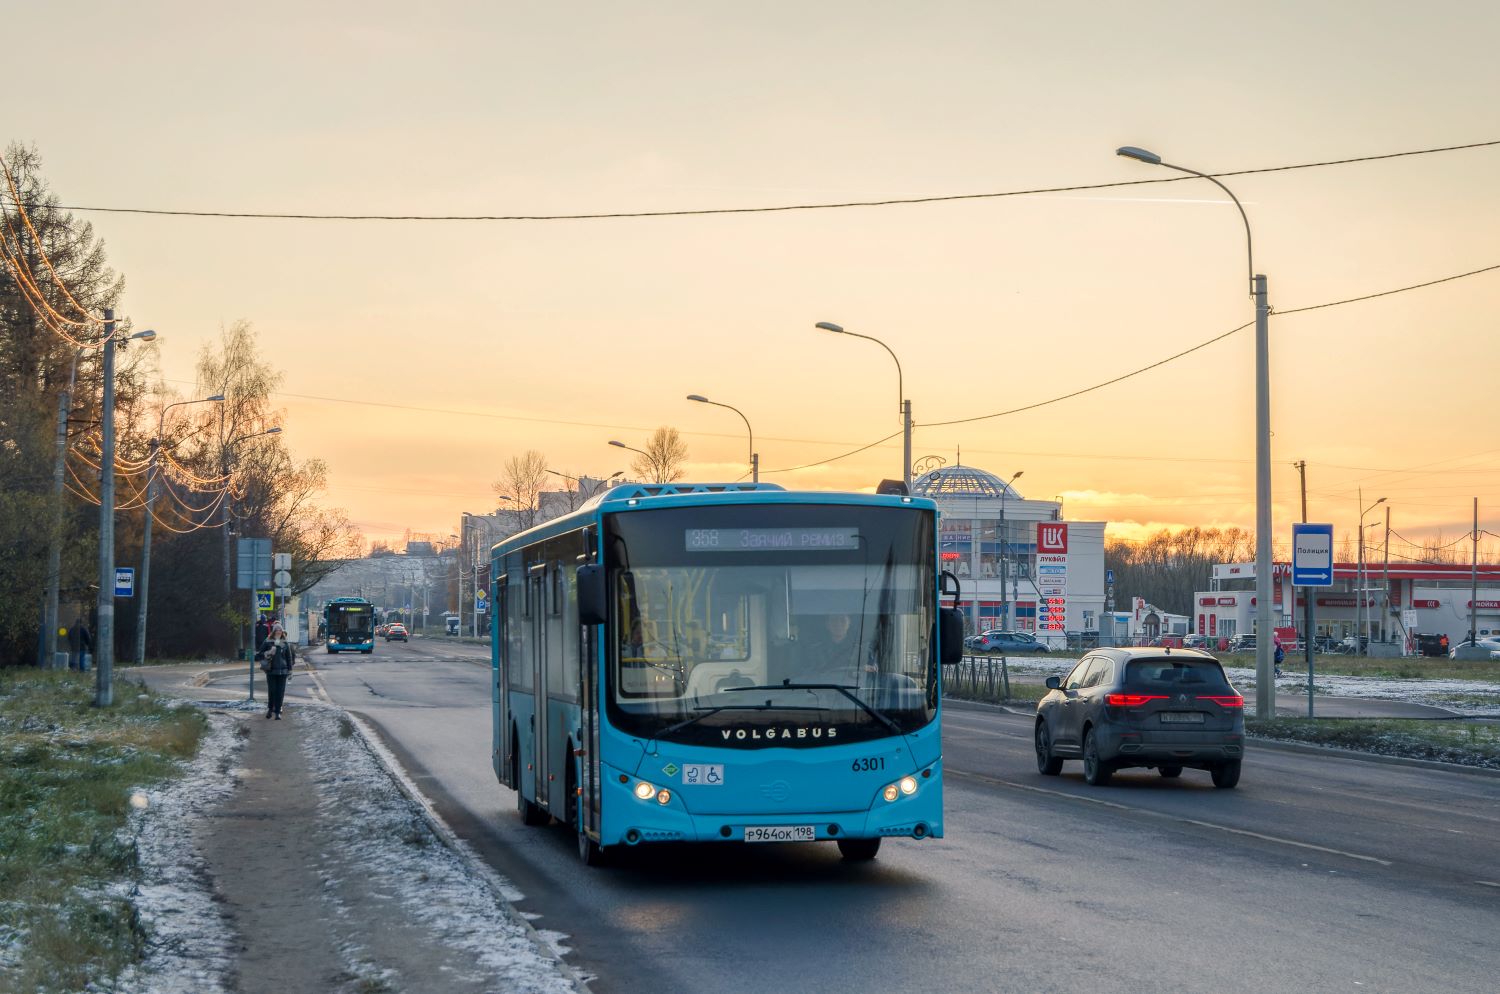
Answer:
882;776;920;803
634;781;656;801
656;789;672;805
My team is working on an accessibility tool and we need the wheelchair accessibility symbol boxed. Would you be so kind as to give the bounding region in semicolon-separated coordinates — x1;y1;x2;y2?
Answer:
682;764;724;786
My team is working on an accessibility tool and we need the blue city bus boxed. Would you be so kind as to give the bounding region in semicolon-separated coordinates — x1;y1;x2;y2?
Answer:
490;482;963;865
324;596;376;654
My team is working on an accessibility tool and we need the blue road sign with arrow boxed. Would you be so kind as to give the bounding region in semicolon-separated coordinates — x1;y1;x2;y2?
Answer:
1292;523;1335;587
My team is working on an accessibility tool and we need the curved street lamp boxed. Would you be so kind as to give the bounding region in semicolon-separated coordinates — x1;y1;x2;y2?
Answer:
687;394;757;482
136;393;225;665
1356;493;1387;657
94;315;157;705
1116;145;1274;717
999;470;1024;630
815;322;912;489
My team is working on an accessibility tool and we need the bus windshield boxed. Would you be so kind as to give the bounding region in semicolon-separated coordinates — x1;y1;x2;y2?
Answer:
604;503;936;747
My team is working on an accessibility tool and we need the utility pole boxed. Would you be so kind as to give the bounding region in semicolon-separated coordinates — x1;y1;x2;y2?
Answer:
95;310;117;708
1381;505;1391;645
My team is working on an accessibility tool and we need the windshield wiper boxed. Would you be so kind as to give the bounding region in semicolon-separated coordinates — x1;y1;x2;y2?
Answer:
725;682;902;736
656;701;825;739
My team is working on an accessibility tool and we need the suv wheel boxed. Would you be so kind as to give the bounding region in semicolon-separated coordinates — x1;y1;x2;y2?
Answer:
1035;722;1063;776
1211;760;1242;790
1082;728;1113;786
1158;765;1183;779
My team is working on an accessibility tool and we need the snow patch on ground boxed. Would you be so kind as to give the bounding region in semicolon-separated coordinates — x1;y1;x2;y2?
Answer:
1003;656;1500;715
113;702;249;994
299;705;580;994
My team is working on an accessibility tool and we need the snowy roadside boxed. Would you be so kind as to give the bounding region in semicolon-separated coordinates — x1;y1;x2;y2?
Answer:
115;699;582;994
111;701;245;994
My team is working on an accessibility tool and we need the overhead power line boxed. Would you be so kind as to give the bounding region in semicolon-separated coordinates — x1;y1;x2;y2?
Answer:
28;139;1500;223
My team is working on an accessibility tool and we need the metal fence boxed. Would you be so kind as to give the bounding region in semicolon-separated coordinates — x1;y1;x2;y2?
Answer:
945;655;1012;703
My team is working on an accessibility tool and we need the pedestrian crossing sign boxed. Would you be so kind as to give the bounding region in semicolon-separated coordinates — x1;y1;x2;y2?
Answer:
256;590;274;612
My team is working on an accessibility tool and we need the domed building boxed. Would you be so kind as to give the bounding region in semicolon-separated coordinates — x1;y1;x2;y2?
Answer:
911;463;1106;643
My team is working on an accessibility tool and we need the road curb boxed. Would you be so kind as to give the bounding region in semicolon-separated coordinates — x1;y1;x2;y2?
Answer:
943;697;1500;779
304;668;592;994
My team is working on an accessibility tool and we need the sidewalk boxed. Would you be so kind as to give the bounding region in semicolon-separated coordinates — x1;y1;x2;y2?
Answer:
124;673;582;994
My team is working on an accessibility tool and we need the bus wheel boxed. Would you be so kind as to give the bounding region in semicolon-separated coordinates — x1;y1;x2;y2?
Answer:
836;838;880;861
567;762;608;866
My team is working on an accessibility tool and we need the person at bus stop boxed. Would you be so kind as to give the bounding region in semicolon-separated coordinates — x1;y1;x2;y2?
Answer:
257;622;296;720
71;616;93;671
1273;635;1286;678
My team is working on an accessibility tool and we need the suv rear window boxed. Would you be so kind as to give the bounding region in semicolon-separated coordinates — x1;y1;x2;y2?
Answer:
1125;658;1230;690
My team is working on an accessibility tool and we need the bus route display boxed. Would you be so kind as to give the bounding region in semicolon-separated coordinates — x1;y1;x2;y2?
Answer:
684;527;860;553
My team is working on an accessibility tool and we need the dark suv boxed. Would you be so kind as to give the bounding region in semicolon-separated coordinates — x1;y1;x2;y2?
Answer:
1035;647;1245;788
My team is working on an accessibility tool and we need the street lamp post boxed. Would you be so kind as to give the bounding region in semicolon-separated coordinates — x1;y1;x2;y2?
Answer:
686;394;757;482
608;439;656;481
814;322;912;490
1116;145;1275;718
95;314;156;707
999;471;1024;630
136;393;224;665
1356;492;1387;656
219;424;282;694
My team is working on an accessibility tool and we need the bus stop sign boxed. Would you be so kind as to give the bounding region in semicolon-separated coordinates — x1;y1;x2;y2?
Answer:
1292;523;1334;587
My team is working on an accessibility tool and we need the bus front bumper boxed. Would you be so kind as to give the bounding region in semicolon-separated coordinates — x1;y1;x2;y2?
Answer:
600;762;943;847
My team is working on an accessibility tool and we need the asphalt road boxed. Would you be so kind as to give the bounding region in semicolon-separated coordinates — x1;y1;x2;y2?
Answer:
177;640;1500;994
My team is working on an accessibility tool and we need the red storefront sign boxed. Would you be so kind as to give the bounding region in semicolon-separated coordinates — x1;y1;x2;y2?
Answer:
1209;615;1217;635
1411;599;1439;609
1317;597;1374;608
1198;613;1206;635
1469;601;1500;610
1199;597;1217;606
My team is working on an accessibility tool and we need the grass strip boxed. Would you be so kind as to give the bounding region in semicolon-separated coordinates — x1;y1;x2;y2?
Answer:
1245;716;1500;769
0;669;205;994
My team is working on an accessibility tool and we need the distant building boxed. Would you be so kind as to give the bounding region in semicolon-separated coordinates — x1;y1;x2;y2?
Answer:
405;541;436;557
910;464;1106;642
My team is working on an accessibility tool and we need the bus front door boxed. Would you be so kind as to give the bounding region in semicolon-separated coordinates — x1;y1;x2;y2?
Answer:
529;563;549;813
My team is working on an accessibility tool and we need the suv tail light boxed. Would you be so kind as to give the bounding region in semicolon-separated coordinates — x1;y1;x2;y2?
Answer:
1105;693;1169;707
1198;695;1244;708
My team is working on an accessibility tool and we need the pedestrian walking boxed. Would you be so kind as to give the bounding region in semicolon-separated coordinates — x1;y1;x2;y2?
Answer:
256;622;296;719
254;614;272;650
1273;635;1286;678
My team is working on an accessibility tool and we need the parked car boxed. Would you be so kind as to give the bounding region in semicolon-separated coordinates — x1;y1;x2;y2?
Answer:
1227;633;1256;653
1183;634;1208;649
1449;637;1500;658
384;623;408;642
1035;647;1244;788
972;630;1050;654
1413;633;1449;657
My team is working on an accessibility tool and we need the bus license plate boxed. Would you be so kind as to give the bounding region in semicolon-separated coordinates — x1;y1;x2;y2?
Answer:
1161;712;1205;723
745;825;816;843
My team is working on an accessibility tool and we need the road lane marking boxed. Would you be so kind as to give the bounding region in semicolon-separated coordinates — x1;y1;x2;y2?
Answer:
950;770;1394;866
1476;880;1500;888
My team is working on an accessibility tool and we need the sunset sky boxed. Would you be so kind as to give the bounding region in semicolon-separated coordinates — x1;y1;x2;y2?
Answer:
10;1;1500;555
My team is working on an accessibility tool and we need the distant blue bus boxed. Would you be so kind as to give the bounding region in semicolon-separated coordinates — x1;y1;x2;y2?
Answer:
324;596;375;654
490;482;963;865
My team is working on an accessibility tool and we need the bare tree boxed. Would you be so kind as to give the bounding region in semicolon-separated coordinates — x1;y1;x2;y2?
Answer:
494;450;548;530
631;426;688;484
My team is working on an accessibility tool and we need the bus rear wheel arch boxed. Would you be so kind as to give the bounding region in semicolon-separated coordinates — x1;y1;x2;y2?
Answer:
513;729;547;826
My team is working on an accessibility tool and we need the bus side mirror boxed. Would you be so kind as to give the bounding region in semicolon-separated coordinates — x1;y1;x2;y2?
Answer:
940;607;964;664
577;564;606;626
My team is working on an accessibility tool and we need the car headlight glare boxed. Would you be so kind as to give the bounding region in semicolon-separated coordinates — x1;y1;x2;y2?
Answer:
634;781;656;800
899;776;918;796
